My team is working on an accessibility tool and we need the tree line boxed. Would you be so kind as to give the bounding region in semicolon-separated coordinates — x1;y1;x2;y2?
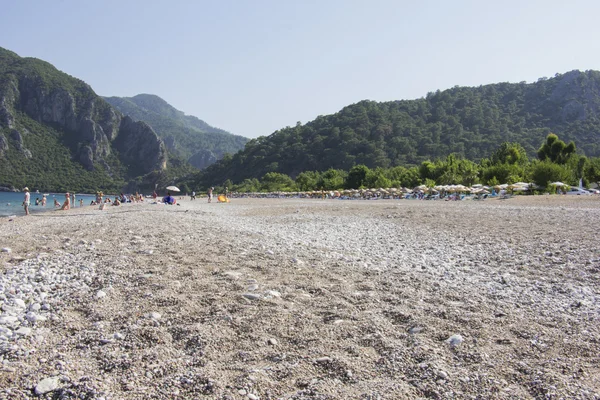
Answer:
191;134;600;193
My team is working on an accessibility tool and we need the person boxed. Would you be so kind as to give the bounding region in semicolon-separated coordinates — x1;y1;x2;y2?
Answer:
72;193;76;206
225;186;229;198
35;197;40;206
208;187;213;203
41;195;47;207
23;187;30;215
191;191;196;200
54;198;61;208
61;192;71;210
79;199;84;207
112;197;121;206
120;193;127;203
163;192;175;205
152;190;157;201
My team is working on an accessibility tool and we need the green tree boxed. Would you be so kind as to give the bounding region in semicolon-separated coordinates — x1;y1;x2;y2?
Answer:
537;133;576;164
530;160;571;187
345;165;371;189
491;142;528;165
295;171;320;191
260;172;296;192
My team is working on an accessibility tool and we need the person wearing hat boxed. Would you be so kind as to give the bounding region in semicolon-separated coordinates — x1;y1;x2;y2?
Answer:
23;187;30;215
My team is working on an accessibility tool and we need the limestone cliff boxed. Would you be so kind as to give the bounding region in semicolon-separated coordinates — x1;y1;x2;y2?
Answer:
0;47;167;185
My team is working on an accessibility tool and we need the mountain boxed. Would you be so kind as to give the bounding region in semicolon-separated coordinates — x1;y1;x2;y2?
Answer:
0;47;171;193
104;94;248;169
191;70;600;187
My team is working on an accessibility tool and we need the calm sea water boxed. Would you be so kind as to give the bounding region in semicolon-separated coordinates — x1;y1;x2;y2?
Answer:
0;192;98;217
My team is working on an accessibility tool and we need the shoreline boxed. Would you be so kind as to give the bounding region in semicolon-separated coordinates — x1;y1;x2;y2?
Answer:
0;197;599;398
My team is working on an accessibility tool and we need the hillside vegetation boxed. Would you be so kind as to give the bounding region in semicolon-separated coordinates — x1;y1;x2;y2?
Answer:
190;70;600;188
104;94;248;169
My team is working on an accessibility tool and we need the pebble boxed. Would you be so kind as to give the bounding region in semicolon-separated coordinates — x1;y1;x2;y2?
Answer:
437;370;449;380
247;284;259;291
247;394;259;400
34;376;60;395
264;290;281;298
15;327;32;336
447;334;464;347
147;312;161;320
408;326;423;334
113;332;125;340
1;248;11;253
96;290;107;299
243;293;261;301
268;338;278;346
316;357;332;363
14;299;26;308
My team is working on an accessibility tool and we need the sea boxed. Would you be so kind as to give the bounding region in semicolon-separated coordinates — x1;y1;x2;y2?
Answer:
0;192;98;217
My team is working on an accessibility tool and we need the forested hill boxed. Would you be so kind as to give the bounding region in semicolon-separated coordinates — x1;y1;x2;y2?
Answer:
193;70;600;186
104;94;248;169
0;47;172;193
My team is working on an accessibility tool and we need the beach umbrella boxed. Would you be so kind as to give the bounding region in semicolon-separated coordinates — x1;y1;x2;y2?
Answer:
166;186;180;192
551;182;567;187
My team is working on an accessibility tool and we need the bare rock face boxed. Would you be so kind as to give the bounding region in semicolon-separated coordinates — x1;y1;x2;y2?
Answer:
115;116;167;174
0;133;8;153
0;67;167;176
79;145;94;171
188;149;217;169
8;129;31;158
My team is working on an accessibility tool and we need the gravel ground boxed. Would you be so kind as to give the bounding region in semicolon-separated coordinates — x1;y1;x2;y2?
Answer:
0;196;599;399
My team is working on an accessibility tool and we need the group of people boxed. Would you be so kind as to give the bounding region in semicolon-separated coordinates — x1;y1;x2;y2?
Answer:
22;188;73;215
21;186;229;215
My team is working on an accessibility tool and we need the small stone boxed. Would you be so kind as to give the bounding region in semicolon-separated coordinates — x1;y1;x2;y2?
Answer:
238;389;247;395
266;250;274;255
34;376;60;395
437;370;449;380
242;293;261;301
1;248;11;253
247;394;259;400
408;326;423;334
15;327;32;336
113;332;125;340
264;290;281;298
247;284;259;291
14;299;26;308
147;312;161;320
30;303;41;312
268;338;278;346
96;290;107;299
447;334;464;347
316;357;332;363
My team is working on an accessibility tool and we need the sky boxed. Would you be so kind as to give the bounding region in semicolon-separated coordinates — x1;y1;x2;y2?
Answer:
2;0;600;138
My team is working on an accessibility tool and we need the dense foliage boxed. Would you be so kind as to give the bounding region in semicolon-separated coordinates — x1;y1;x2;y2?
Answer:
190;70;600;188
104;94;248;166
191;134;600;194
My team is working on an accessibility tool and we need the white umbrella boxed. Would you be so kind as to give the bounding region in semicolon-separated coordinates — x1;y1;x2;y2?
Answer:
551;182;567;187
166;186;180;192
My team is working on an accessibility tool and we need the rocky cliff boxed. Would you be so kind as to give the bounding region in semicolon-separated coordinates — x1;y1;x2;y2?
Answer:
104;94;248;169
0;47;167;191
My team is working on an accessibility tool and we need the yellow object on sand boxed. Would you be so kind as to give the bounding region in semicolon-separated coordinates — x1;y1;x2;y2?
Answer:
217;195;230;203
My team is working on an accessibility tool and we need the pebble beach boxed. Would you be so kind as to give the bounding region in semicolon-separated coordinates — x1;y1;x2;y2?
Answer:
0;197;599;399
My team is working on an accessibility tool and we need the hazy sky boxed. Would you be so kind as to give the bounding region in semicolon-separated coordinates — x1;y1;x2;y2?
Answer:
2;0;600;138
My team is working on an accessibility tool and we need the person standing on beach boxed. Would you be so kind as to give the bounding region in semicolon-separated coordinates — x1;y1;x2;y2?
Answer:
208;187;213;203
23;187;30;215
72;192;76;206
41;195;46;207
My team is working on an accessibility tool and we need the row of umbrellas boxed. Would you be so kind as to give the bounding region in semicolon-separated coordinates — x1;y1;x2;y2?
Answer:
165;181;572;196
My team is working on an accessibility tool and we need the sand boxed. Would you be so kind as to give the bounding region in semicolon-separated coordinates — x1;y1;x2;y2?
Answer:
0;196;599;399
